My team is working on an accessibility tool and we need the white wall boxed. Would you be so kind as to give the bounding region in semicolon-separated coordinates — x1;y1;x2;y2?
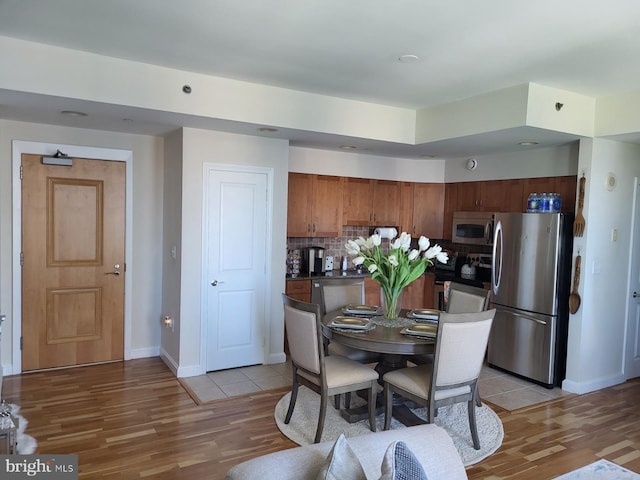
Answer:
0;119;164;374
563;138;640;393
444;143;579;182
165;128;289;377
290;146;446;182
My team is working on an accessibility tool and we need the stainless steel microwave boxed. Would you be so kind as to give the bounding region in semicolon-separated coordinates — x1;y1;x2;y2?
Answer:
452;211;495;245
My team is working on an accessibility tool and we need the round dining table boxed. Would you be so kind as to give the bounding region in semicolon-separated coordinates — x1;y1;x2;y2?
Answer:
322;308;439;426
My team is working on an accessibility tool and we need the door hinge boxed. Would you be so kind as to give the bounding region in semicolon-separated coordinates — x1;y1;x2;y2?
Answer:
20;165;23;180
20;252;24;267
20;336;23;351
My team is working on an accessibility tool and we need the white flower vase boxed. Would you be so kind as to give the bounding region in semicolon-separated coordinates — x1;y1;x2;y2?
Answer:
380;287;404;319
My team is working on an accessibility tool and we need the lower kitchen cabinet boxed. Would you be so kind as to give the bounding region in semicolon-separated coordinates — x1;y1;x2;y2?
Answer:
285;279;311;303
364;275;430;310
364;277;381;306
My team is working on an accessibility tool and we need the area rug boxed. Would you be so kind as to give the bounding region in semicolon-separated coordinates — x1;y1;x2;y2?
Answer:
553;459;640;479
8;404;38;454
274;387;503;466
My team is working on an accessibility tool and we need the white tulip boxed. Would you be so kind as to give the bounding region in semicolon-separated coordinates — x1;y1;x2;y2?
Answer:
436;251;449;264
353;256;365;265
371;234;382;246
418;236;430;252
398;232;412;251
389;254;399;267
408;249;419;261
390;238;402;250
345;240;360;255
368;264;378;273
425;244;442;259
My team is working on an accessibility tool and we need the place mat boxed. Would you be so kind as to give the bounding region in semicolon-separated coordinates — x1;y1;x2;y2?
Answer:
369;315;414;328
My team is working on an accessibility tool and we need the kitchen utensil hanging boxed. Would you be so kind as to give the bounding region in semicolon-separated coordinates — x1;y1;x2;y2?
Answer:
569;253;581;314
573;174;586;237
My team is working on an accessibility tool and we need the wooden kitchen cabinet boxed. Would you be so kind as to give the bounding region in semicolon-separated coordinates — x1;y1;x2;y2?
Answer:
287;173;343;237
285;279;311;303
455;180;507;212
442;183;458;239
364;277;381;306
523;176;576;213
423;274;435;309
343;178;399;226
412;183;444;239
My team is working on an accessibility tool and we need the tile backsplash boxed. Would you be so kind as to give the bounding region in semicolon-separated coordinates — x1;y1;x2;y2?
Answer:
287;226;491;272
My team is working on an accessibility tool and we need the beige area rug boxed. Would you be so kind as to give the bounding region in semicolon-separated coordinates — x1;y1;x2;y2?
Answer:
274;386;503;466
553;459;640;479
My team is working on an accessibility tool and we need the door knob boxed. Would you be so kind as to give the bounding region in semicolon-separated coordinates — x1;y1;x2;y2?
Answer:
211;280;225;286
105;264;121;276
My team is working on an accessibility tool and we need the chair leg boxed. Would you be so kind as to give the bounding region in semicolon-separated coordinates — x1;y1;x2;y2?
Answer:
285;377;299;424
475;386;482;407
344;392;351;409
468;398;480;450
334;395;340;409
315;391;328;443
383;383;393;430
367;384;376;433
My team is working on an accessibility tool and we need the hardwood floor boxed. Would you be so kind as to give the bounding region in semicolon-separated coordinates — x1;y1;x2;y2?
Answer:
3;357;639;479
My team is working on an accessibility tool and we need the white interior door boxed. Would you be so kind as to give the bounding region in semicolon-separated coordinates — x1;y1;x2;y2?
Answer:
204;166;268;371
626;177;640;380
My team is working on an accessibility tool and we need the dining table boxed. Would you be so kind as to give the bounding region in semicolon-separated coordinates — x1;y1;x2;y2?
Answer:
322;307;440;426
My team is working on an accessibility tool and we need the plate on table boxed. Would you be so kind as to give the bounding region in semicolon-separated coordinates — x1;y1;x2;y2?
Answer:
329;316;373;330
342;304;379;315
407;309;441;322
401;323;438;338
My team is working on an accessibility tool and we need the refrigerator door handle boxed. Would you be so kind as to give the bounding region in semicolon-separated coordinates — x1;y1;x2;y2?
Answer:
496;305;549;325
492;220;503;295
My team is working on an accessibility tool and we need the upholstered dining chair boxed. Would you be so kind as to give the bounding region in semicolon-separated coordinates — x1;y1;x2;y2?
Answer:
412;281;491;407
282;294;379;443
383;309;496;450
320;278;381;365
446;282;491;314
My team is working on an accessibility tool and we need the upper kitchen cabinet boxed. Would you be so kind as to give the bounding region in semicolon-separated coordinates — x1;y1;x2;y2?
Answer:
343;178;400;226
455;181;508;212
522;176;576;213
287;173;343;237
402;183;444;239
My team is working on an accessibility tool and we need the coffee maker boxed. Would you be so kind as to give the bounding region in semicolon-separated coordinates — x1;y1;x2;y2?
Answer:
302;246;325;275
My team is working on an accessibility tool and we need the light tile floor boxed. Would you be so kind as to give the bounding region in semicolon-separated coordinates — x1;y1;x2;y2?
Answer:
181;360;572;410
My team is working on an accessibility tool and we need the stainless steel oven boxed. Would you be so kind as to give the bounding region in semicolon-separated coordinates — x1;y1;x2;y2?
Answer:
452;211;495;246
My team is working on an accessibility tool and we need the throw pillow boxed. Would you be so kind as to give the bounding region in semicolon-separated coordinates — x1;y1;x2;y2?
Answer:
379;441;428;480
316;433;366;480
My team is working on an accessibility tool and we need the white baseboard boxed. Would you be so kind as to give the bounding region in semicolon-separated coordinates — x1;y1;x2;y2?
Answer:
562;373;626;394
129;346;159;359
267;352;287;364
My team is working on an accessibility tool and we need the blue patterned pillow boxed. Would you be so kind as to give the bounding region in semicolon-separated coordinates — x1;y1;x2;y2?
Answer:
379;441;428;480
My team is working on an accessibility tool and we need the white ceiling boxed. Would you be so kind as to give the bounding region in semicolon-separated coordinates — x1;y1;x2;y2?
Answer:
2;0;640;158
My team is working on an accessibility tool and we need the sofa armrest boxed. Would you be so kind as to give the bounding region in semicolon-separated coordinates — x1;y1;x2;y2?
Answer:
226;424;467;480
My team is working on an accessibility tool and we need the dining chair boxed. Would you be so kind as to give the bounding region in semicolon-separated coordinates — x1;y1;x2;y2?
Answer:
320;279;381;365
446;282;491;314
412;281;491;407
282;294;379;443
383;309;496;450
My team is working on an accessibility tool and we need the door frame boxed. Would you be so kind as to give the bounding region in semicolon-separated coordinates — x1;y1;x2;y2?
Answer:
12;140;133;374
624;177;640;379
200;162;274;372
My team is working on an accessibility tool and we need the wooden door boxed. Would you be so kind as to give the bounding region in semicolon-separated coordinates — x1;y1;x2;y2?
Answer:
287;173;312;236
204;167;268;371
343;177;372;226
21;154;125;371
312;175;343;237
372;180;399;225
412;183;444;239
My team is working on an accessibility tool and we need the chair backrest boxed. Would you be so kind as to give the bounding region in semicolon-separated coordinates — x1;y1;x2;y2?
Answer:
320;279;365;315
446;282;491;314
432;309;495;391
282;294;324;376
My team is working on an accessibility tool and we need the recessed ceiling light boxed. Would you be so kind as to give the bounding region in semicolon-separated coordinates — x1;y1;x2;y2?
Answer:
339;145;357;150
518;141;539;146
398;54;419;63
60;110;87;117
420;154;435;158
258;127;278;133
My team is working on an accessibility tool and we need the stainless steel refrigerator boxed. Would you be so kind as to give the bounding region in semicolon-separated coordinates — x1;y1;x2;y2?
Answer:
489;212;573;388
